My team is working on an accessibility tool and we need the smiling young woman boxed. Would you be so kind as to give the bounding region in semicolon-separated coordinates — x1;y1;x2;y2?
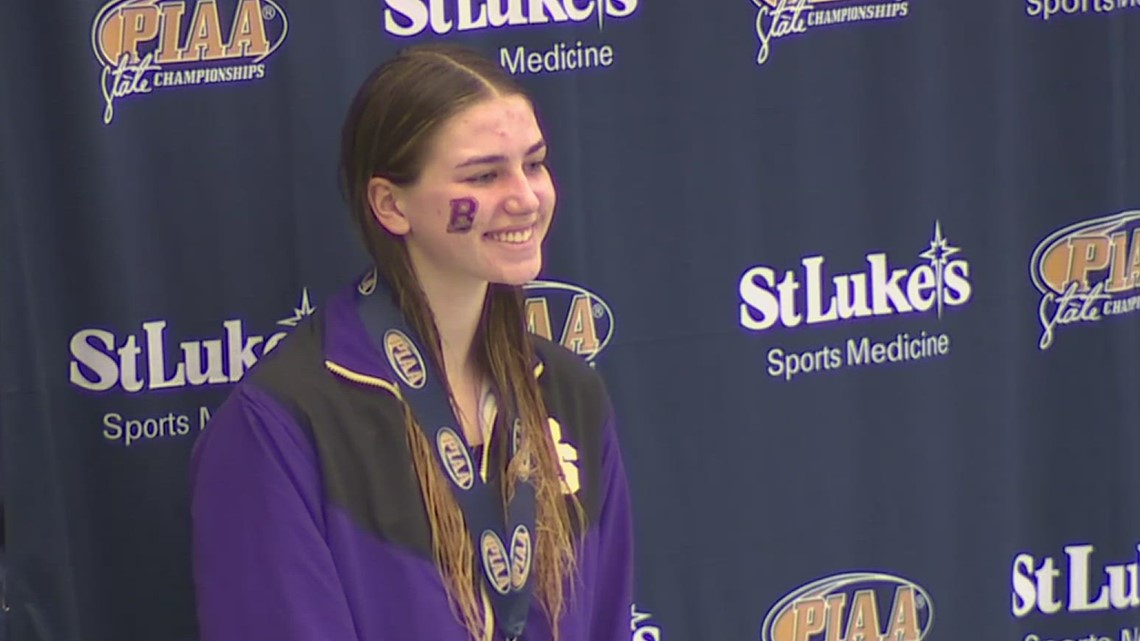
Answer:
188;44;634;641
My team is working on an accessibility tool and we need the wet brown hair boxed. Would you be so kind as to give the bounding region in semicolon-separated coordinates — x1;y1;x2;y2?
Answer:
338;43;584;641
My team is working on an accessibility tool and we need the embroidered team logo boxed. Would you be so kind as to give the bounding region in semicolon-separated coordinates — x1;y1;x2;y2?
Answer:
509;525;532;591
481;531;512;595
548;417;580;495
383;329;426;389
91;0;289;124
436;427;474;490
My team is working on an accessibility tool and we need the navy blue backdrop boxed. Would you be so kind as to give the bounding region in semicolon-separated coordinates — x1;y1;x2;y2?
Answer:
2;1;1139;640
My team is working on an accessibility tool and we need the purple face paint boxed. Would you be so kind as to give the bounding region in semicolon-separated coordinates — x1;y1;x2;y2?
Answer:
447;197;477;233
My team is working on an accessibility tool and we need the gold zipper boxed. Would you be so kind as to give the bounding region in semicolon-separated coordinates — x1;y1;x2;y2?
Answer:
324;360;403;400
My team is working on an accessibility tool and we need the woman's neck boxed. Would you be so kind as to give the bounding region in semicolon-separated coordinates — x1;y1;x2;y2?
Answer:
408;256;488;384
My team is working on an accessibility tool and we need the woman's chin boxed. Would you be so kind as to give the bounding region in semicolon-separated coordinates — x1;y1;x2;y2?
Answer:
489;261;543;287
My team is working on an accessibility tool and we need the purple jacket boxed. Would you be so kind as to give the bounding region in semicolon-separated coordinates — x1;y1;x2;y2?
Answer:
189;281;634;641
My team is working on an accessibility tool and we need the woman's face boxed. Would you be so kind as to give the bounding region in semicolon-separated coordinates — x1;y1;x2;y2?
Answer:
377;94;556;288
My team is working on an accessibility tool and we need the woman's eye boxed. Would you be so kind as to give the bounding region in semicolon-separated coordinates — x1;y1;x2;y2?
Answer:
466;172;496;184
526;161;547;173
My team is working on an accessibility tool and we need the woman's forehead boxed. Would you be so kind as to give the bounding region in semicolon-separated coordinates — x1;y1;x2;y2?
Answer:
433;95;543;156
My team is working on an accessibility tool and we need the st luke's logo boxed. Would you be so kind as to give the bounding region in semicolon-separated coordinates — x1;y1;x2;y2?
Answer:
70;288;315;393
1031;210;1140;350
739;221;972;331
1012;543;1140;618
382;0;638;37
381;0;639;76
92;0;288;124
751;0;909;65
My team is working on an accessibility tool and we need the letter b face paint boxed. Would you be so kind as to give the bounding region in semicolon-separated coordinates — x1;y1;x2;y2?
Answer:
448;197;478;233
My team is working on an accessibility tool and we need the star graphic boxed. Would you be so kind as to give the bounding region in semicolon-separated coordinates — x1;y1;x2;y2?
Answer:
277;288;317;327
918;220;961;268
917;221;961;319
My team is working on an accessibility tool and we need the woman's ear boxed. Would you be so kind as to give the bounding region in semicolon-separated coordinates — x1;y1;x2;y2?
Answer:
367;177;411;236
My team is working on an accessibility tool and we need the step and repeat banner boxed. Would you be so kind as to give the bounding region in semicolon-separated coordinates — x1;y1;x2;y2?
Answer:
2;1;1139;640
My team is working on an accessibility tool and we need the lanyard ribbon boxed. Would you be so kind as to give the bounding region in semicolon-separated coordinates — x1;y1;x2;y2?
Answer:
356;271;535;641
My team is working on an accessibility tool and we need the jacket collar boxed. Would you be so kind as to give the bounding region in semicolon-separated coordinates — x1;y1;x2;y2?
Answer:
321;266;545;393
321;267;399;388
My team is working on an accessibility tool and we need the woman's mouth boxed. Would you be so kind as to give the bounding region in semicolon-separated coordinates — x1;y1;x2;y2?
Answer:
485;226;535;244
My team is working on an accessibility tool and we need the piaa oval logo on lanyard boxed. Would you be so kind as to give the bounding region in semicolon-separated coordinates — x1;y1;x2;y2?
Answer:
358;269;537;641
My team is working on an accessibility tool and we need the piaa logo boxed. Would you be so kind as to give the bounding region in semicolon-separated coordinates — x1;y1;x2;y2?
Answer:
508;524;532;590
92;0;288;124
383;329;428;389
523;280;614;363
480;531;512;595
751;0;909;65
436;427;475;490
1030;210;1140;350
762;572;934;641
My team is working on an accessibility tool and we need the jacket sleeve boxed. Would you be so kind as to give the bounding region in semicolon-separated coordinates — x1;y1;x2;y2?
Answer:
189;384;361;641
589;406;636;641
